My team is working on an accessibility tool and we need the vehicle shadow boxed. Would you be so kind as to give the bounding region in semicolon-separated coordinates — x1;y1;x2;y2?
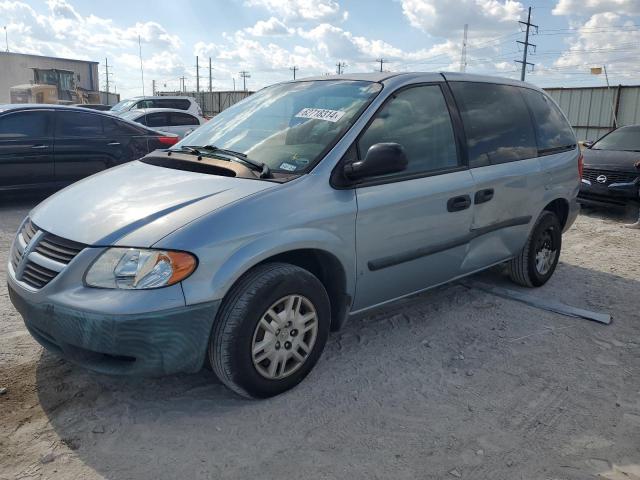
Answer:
579;202;638;223
32;260;640;480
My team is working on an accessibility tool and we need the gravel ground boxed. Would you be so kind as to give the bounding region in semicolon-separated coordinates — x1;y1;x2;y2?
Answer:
1;195;639;480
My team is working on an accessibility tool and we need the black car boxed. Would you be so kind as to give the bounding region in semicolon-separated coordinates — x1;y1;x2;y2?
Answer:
0;104;179;191
579;125;640;206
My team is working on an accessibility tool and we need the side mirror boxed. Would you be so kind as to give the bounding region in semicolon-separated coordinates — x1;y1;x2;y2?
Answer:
582;141;594;149
344;143;408;180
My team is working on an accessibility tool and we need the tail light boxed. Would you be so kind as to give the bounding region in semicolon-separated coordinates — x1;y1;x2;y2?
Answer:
157;136;178;146
578;152;584;179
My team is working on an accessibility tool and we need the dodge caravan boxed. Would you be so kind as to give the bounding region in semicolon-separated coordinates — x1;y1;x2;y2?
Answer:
7;73;580;398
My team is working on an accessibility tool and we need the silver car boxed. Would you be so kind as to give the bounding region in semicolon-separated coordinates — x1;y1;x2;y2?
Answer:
118;108;206;139
7;73;580;398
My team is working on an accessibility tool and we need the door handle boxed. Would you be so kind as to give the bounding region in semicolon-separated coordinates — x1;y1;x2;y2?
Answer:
107;141;121;146
474;188;494;204
31;144;47;149
447;195;472;212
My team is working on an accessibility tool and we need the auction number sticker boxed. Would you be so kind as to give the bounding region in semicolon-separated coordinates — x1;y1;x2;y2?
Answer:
295;108;346;123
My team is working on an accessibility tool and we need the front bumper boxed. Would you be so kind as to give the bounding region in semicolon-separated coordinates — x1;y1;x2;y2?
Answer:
8;282;219;376
578;179;639;206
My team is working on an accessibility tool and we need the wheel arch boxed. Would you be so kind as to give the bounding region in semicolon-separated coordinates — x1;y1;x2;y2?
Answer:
543;198;570;229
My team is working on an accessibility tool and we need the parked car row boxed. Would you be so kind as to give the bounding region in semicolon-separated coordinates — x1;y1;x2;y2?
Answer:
0;105;179;191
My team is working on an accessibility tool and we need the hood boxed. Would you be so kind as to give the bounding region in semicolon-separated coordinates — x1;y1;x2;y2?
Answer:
30;160;275;247
583;148;640;171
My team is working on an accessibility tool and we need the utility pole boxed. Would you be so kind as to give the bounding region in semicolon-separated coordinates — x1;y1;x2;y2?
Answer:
233;77;236;91
152;79;155;95
375;58;387;73
179;76;186;93
209;57;212;92
290;65;299;80
239;71;250;91
4;26;8;52
515;7;537;81
336;62;346;75
196;55;200;93
459;24;468;72
104;57;110;97
138;35;145;96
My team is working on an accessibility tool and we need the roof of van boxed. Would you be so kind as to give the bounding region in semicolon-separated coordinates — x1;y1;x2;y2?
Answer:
297;71;537;89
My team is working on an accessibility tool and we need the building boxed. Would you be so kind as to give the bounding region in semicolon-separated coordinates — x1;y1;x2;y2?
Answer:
545;85;640;141
0;51;99;104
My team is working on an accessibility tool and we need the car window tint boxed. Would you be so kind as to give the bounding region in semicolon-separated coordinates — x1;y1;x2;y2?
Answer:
450;82;537;166
358;85;459;176
169;112;199;126
55;111;103;137
103;116;146;136
0;111;51;138
593;126;640;151
520;88;575;153
145;113;168;128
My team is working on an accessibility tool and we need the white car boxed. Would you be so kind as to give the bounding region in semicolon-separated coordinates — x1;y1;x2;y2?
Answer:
110;96;203;117
119;108;206;138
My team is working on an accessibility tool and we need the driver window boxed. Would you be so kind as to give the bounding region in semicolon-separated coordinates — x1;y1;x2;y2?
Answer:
358;85;459;175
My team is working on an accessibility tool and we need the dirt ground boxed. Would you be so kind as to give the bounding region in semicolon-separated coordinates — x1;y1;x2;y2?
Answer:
1;194;639;480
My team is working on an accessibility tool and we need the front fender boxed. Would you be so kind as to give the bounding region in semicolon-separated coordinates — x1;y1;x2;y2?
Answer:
181;228;355;307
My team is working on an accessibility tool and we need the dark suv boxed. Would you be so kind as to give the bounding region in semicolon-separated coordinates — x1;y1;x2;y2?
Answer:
0;105;178;191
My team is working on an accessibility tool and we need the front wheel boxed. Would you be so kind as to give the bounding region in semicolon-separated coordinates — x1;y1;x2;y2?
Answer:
508;211;562;287
209;263;331;398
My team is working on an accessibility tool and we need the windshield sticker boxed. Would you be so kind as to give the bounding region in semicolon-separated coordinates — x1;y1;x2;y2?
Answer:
279;162;298;172
295;108;346;123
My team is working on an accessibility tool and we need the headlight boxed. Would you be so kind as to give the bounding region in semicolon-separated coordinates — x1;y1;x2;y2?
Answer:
85;248;197;289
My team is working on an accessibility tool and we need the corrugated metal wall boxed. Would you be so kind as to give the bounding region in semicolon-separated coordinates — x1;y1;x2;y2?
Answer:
156;90;253;117
545;85;640;141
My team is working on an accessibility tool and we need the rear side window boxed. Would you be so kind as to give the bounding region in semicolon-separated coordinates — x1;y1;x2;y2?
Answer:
145;113;168;128
169;112;199;126
157;99;191;110
0;111;51;138
520;89;575;154
357;85;459;176
450;82;537;166
55;111;103;137
103;116;146;136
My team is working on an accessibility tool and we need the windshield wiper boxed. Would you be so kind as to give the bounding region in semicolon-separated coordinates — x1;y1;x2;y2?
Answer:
199;145;271;179
168;145;202;156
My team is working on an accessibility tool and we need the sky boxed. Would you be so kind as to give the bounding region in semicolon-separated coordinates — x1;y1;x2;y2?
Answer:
1;0;639;98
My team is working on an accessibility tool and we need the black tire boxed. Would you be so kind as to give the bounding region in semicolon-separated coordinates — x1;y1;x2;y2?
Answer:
508;211;562;287
209;262;331;398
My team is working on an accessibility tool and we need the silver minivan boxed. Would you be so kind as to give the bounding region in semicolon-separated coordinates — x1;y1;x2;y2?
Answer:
7;73;580;398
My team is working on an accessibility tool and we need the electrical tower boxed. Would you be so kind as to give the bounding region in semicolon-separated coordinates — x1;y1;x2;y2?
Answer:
336;62;346;75
459;24;468;72
239;71;251;91
290;65;299;80
375;58;387;72
515;6;537;81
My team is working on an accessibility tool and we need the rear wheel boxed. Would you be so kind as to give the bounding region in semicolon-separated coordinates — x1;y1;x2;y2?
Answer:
209;263;330;398
508;211;562;287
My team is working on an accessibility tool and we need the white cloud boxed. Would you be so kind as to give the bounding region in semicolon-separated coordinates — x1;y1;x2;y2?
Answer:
244;0;347;22
400;0;524;36
552;0;640;16
245;17;293;36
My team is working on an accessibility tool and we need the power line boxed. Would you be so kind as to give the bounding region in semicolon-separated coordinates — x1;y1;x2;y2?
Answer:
515;6;538;81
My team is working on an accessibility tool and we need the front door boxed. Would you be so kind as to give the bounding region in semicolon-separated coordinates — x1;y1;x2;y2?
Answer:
0;109;54;189
352;84;475;311
53;110;112;184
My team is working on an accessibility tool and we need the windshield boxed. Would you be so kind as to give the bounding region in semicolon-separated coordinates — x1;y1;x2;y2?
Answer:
119;110;142;121
178;80;382;174
110;99;138;113
593;126;640;152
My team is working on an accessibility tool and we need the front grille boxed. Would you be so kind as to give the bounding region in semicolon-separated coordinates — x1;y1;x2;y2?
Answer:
582;168;639;185
10;219;86;290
